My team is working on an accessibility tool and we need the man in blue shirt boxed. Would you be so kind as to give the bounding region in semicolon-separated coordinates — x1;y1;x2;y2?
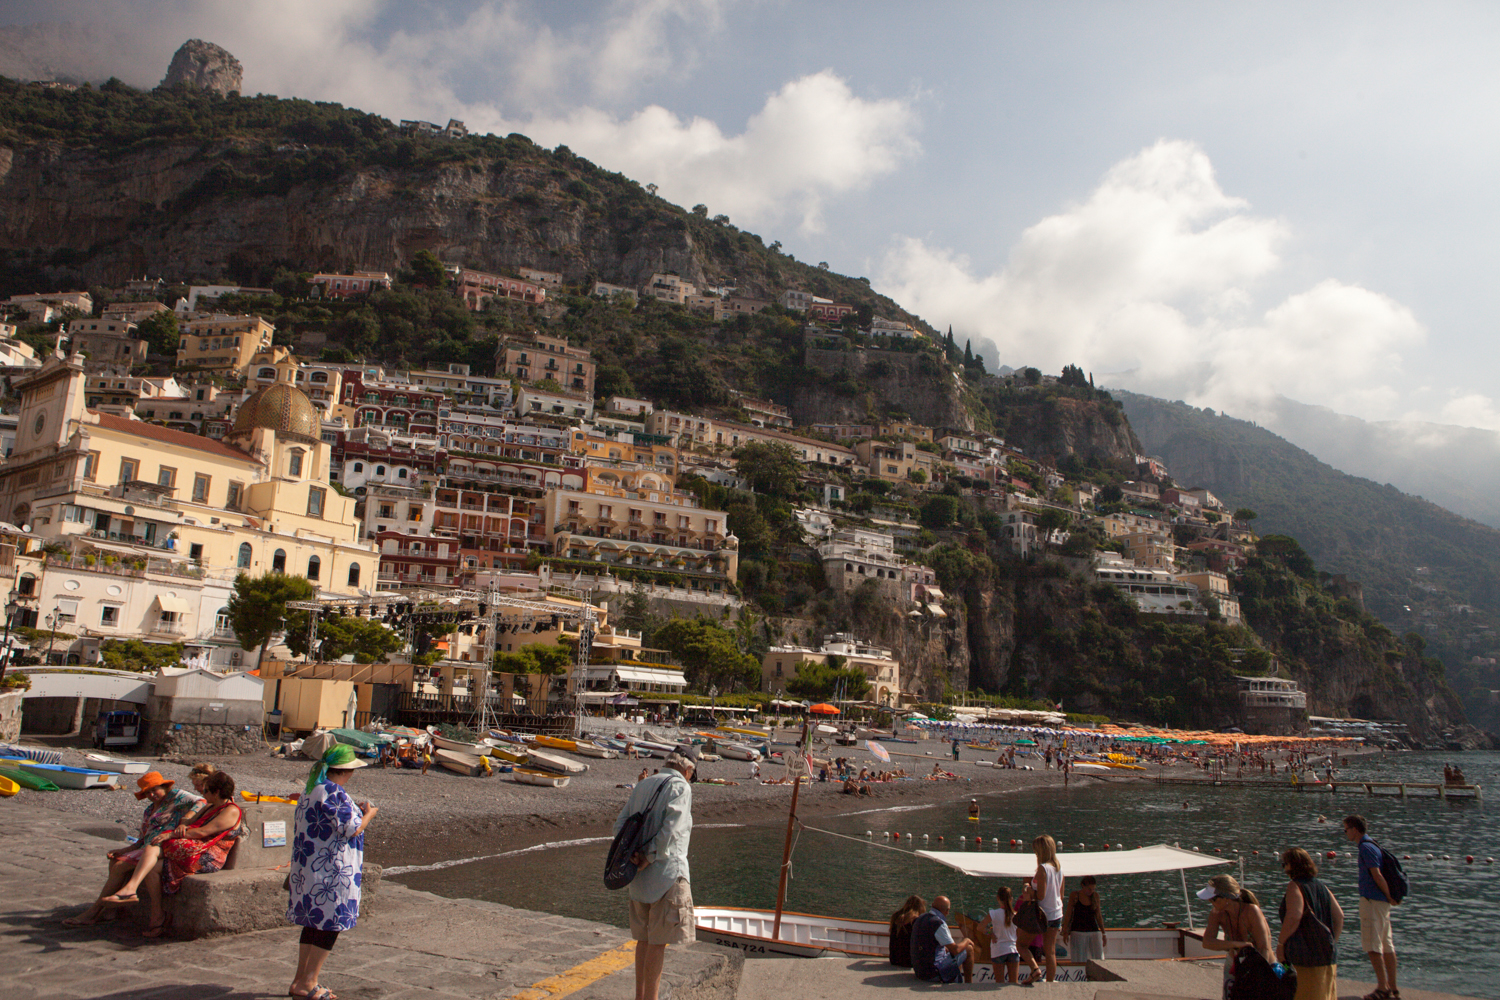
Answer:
1344;814;1398;999
913;896;978;983
615;752;695;1000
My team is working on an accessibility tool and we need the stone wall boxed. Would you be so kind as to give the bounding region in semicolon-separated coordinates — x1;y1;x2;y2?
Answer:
148;721;265;757
0;690;21;742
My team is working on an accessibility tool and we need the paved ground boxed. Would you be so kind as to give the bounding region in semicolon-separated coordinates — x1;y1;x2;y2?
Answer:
1;810;1482;1000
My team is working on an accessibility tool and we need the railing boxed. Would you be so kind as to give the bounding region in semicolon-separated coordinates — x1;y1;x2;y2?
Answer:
213;625;236;640
154;619;185;635
87;529;175;550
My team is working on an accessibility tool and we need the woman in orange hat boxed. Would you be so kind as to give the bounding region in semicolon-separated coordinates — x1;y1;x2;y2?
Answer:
61;771;204;927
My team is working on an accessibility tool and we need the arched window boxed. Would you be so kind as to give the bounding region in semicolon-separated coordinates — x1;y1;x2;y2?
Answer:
307;555;320;581
352;462;363;473
237;543;252;568
272;549;286;572
257;367;276;379
17;572;36;596
397;468;408;479
347;563;360;587
288;450;304;477
311;372;328;384
375;465;386;476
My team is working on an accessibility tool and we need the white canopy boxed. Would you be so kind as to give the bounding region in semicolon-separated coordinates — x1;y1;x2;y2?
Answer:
915;843;1230;879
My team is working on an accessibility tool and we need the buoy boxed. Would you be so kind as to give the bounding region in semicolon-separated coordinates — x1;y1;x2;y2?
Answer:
1442;854;1450;860
907;833;912;841
1010;839;1018;846
1426;853;1434;860
1214;848;1222;853
1326;850;1337;859
923;834;930;841
1102;843;1110;851
1402;855;1410;860
1317;816;1326;823
992;838;999;844
1116;844;1123;850
976;836;982;844
1253;850;1260;855
938;835;944;842
882;831;890;839
1486;858;1494;864
1466;856;1474;864
1079;843;1086;849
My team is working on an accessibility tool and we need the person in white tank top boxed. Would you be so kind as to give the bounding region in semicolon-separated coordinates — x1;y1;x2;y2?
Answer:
1033;835;1064;982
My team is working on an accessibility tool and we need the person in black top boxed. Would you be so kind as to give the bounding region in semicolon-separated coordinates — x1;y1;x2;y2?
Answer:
887;895;925;967
1277;847;1344;1000
1062;875;1106;962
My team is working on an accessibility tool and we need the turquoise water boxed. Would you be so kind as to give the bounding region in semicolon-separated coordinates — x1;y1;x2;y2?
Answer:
395;751;1498;998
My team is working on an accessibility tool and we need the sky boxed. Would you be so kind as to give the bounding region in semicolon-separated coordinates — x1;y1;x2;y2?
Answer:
4;1;1500;434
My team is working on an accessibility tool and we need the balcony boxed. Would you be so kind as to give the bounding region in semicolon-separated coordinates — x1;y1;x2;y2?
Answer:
212;624;237;640
87;528;175;550
154;619;185;636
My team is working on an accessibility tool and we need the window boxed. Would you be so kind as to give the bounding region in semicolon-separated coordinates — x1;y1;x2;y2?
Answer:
237;543;253;568
189;542;203;562
55;599;80;624
307;555;321;581
288;451;304;477
352;462;363;473
347;563;360;587
375;465;386;476
192;474;210;503
307;487;325;518
272;549;286;572
119;458;138;483
226;482;243;510
397;469;408;479
16;573;35;596
82;452;98;481
100;605;120;627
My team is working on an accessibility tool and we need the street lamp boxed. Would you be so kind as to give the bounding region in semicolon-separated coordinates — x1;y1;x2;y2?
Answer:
0;591;19;683
44;606;60;666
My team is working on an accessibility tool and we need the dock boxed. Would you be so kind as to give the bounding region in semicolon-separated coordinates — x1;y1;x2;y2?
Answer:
1153;775;1482;799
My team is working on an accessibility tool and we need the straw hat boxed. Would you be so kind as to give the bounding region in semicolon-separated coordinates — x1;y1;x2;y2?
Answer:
134;772;175;800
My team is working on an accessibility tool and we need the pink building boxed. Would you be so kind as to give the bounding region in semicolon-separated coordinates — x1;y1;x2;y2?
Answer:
456;269;547;310
310;271;392;299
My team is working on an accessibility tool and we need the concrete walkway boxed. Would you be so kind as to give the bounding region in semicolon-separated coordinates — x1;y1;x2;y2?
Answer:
0;810;1484;1000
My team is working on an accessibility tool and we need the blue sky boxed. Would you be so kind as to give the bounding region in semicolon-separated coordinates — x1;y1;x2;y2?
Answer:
5;1;1500;431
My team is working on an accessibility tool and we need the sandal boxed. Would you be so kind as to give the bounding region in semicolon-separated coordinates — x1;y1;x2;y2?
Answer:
61;913;103;927
142;915;172;939
99;893;139;905
1361;991;1390;1000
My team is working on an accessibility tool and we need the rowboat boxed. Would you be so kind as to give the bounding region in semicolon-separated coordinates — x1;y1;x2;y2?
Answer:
717;742;762;761
512;767;570;788
695;907;888;958
0;743;63;765
17;760;117;790
0;766;59;791
84;754;149;775
533;735;579;752
572;742;618;759
434;748;492;777
483;743;529;765
524;749;588;775
0;774;19;797
431;734;489;755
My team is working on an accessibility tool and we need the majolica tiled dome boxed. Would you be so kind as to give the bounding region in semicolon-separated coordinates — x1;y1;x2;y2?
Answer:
231;382;320;443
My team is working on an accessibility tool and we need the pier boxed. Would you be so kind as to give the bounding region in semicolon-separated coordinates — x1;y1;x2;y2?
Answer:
1152;775;1482;799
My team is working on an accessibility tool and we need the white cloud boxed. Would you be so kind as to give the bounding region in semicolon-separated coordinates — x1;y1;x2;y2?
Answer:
877;139;1425;420
1436;393;1500;432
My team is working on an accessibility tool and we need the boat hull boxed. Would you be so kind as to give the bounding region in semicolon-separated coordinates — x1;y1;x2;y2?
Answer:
0;774;18;797
18;760;117;789
513;767;571;787
694;907;888;959
434;749;491;777
525;749;587;774
431;735;488;755
717;743;761;761
84;754;149;774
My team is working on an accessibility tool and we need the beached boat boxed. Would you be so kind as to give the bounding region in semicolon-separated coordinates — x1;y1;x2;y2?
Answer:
83;754;149;775
716;726;773;739
484;743;529;765
533;735;579;752
0;774;19;797
431;734;489;756
0;766;58;791
524;749;588;775
716;742;762;761
571;742;618;759
17;760;118;790
0;743;63;765
512;767;571;788
434;748;492;777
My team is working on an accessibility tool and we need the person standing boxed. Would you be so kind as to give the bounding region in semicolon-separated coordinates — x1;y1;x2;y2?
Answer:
288;743;378;1000
1032;834;1064;981
1344;815;1398;1000
615;751;695;1000
1277;847;1344;1000
1062;875;1106;964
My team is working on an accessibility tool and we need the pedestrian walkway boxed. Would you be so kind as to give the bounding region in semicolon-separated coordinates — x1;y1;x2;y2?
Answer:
0;811;734;1000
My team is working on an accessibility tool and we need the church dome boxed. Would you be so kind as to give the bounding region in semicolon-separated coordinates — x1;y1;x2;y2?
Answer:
231;382;320;443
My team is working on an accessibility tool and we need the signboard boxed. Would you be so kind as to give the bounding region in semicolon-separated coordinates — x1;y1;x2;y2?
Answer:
784;751;811;780
262;820;287;848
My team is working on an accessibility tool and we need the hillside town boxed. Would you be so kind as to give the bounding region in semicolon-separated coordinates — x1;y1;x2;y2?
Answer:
2;268;1284;750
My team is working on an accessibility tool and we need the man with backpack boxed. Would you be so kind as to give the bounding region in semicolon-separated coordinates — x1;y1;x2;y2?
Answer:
614;753;696;1000
1343;815;1401;1000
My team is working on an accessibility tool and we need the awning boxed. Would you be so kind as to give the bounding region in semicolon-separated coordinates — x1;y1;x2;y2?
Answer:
613;667;687;686
153;595;190;613
577;691;639;704
915;844;1231;879
926;603;947;617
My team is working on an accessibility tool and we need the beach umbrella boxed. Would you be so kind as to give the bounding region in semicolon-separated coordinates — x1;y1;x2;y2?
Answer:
808;703;840;715
867;741;891;763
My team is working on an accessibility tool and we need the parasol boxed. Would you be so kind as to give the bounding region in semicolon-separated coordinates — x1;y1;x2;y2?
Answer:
807;703;840;715
866;741;890;762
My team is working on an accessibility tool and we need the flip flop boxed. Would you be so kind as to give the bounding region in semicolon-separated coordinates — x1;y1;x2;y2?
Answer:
290;989;336;1000
99;893;139;905
61;914;103;927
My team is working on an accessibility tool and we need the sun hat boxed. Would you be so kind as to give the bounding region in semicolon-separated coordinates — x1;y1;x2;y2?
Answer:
664;752;696;772
134;772;175;800
305;742;368;793
1197;874;1241;900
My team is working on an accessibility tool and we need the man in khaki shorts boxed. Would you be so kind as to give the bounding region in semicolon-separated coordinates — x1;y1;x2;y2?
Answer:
615;752;695;1000
1344;815;1398;1000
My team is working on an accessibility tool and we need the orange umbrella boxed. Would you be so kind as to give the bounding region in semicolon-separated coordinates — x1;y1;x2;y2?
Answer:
807;703;840;715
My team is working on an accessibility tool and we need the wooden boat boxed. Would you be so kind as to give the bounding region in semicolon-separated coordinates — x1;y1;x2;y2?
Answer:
716;725;773;739
431;734;489;755
695;907;889;958
572;742;618;759
524;749;588;775
17;760;117;790
717;742;762;761
0;766;58;791
434;748;492;777
484;743;529;765
512;767;571;787
533;735;579;752
84;754;149;775
0;773;19;797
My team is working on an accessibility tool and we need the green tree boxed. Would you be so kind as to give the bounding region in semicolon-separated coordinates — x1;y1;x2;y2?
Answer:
494;642;573;674
1234;508;1258;522
732;441;803;500
98;639;184;673
410;250;447;288
652;618;761;690
227;572;316;673
594;363;635;399
286;614;403;663
1059;364;1089;388
784;659;870;700
920;494;960;530
135;309;179;356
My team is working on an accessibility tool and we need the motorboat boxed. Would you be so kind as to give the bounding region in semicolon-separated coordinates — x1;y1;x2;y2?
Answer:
512;767;571;788
483;742;529;765
17;760;118;790
524;749;588;775
84;754;149;775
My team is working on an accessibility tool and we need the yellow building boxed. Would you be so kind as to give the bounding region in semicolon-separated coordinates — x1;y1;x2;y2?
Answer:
0;354;378;602
570;427;678;473
176;314;275;374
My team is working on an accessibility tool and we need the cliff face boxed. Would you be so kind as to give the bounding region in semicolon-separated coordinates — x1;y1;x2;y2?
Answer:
796;347;972;430
999;396;1142;469
159;40;242;96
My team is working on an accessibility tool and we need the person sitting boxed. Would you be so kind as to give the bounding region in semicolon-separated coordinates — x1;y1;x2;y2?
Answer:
843;777;859;795
98;770;244;937
911;895;979;983
888;894;925;967
858;781;872;796
62;772;204;927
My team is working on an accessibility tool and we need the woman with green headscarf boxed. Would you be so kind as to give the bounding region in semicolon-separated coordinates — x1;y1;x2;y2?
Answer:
287;742;379;1000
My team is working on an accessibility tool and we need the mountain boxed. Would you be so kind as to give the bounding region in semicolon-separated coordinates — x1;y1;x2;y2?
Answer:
1116;390;1500;732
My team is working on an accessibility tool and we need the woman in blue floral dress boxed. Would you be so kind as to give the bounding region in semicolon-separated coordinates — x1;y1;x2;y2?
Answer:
287;743;379;1000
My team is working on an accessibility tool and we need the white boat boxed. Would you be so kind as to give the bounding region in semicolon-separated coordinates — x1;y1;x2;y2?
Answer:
17;760;118;790
716;742;762;761
84;754;149;775
431;734;488;755
524;748;588;774
512;767;571;788
571;742;618;759
434;748;492;777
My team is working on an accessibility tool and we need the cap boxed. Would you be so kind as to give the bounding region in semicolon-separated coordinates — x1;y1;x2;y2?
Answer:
665;752;696;771
1196;885;1218;901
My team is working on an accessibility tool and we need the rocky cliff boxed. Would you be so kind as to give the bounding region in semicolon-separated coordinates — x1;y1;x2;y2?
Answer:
997;395;1141;469
797;347;972;431
159;40;242;96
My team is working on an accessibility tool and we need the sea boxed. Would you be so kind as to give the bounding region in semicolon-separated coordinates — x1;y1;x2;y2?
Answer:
391;750;1499;999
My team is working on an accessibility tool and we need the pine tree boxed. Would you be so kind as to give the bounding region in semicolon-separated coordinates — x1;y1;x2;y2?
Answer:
964;339;974;365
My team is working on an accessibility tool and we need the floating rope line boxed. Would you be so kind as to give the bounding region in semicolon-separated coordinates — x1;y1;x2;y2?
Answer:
799;822;921;855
